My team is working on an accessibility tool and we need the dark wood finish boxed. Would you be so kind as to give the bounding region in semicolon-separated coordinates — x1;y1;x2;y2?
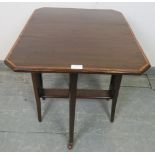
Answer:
31;73;42;122
4;8;151;149
30;72;122;148
109;75;122;122
42;89;111;99
5;8;150;74
68;73;78;149
38;73;45;100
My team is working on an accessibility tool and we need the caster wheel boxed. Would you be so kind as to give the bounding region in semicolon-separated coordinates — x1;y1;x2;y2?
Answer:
38;117;42;122
42;97;45;100
110;118;114;123
67;143;73;150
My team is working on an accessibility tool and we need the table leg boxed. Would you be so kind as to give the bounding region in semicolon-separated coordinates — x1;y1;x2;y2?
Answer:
68;73;78;149
31;73;43;122
110;75;122;122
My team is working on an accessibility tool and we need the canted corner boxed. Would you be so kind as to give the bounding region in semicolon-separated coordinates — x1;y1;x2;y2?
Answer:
4;58;18;72
138;62;151;74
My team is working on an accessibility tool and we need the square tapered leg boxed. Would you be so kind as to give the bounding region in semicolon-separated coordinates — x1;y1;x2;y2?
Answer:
68;73;78;149
31;73;43;122
109;75;122;122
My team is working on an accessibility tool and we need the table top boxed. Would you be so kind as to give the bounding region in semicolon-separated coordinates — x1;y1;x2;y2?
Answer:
5;7;150;74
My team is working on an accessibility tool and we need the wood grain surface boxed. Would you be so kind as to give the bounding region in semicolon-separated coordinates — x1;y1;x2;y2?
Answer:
5;8;150;74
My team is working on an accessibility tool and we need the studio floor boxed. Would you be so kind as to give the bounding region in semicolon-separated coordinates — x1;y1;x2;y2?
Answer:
0;67;155;151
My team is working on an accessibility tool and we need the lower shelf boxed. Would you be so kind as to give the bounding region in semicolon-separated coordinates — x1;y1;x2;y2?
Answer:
41;89;112;99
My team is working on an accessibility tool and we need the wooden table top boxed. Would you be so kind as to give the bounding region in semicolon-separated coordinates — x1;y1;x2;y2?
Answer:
5;8;150;74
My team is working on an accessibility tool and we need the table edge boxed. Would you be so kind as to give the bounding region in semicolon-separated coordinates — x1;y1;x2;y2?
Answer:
4;57;150;74
4;8;151;75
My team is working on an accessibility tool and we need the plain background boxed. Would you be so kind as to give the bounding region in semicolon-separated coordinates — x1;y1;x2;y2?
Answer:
0;2;155;66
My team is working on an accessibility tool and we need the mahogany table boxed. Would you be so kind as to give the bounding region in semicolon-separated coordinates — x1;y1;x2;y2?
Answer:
5;8;150;149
